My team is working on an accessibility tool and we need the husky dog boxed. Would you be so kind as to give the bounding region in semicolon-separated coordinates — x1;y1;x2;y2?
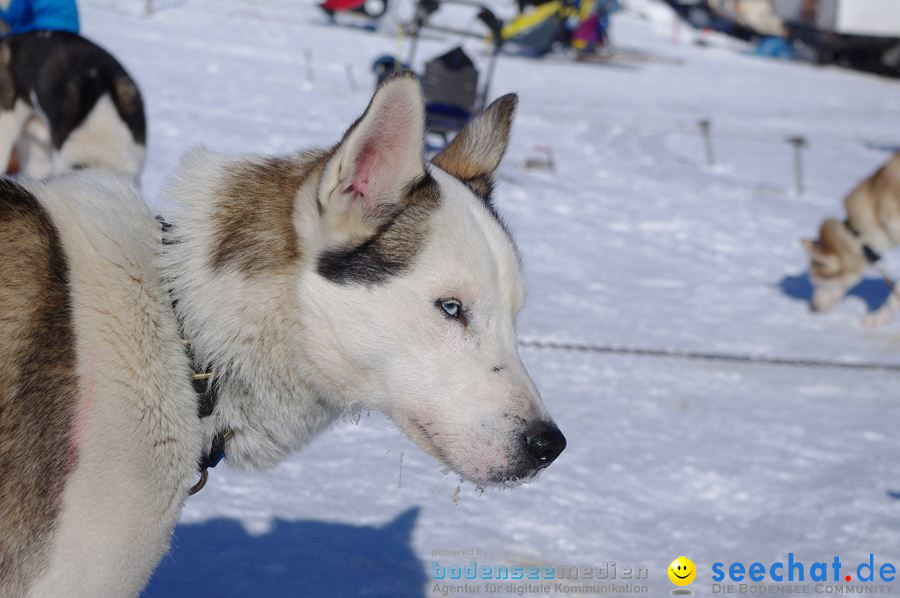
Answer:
801;153;900;324
0;31;145;180
0;73;565;597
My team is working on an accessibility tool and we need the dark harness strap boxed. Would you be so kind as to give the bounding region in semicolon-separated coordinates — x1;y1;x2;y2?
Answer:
863;244;882;264
158;216;228;495
186;346;227;495
189;350;227;465
843;218;882;264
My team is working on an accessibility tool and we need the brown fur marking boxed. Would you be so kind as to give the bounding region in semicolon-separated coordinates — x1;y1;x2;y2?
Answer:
113;74;138;115
0;179;78;596
808;219;861;279
210;151;330;275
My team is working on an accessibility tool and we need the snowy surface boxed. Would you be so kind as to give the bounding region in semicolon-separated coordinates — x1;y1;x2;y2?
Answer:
76;0;900;595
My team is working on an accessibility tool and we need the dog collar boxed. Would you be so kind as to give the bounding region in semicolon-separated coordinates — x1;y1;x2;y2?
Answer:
186;347;229;495
863;244;882;264
843;218;882;264
158;216;229;496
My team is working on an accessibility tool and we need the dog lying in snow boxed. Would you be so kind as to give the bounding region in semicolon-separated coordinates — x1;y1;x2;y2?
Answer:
0;31;145;180
801;153;900;326
0;73;566;597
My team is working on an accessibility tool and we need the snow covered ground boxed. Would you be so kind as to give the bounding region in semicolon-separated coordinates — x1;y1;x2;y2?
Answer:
76;0;900;595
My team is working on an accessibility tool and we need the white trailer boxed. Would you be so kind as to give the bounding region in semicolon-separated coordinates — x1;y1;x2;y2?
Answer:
773;0;900;73
773;0;900;36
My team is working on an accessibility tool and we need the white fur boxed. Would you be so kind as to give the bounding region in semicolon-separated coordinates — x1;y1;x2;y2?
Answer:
161;148;549;482
300;166;547;480
55;94;145;179
0;93;145;180
160;77;555;484
14;116;54;179
20;173;200;598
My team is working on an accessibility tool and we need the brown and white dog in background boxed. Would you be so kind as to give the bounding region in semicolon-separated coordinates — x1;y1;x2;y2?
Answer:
802;153;900;325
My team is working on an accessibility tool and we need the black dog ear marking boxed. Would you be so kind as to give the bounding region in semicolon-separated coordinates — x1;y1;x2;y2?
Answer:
317;174;440;285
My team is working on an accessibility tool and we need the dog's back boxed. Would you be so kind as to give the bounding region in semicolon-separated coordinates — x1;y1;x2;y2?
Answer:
844;153;900;249
0;173;199;597
0;179;77;596
10;32;146;149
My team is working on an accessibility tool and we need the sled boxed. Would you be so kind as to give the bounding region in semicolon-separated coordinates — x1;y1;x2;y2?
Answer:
394;0;505;147
320;0;388;20
500;0;619;57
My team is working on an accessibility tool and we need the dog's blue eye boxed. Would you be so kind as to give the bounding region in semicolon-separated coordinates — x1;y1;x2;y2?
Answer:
441;300;460;317
437;299;462;319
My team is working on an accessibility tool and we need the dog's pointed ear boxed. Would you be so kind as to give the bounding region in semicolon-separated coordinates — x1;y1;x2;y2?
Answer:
319;72;426;241
432;93;517;197
800;239;818;256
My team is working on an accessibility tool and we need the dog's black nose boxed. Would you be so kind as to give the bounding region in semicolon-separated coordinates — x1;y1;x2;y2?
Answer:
524;422;566;467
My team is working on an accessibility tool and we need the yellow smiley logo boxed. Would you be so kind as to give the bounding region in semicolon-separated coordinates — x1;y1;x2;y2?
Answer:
668;556;696;586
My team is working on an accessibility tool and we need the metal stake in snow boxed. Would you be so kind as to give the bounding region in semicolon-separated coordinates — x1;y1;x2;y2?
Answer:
345;63;357;92
303;50;314;85
787;135;807;194
698;119;714;166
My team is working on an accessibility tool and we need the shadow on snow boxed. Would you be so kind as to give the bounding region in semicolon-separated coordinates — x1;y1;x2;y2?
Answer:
778;272;891;312
143;507;426;598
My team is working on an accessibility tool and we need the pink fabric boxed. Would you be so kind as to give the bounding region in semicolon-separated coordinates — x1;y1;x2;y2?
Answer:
320;0;365;12
573;14;600;48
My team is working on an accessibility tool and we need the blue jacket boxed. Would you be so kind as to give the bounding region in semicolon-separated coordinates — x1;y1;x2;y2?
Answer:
0;0;79;35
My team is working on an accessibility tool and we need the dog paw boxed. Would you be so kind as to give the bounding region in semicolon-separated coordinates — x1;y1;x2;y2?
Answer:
863;310;893;328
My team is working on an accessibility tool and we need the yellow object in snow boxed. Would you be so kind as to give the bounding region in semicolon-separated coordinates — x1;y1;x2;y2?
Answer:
500;0;592;41
502;1;564;40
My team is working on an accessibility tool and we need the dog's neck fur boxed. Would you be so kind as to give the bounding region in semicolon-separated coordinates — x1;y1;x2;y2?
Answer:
161;148;343;471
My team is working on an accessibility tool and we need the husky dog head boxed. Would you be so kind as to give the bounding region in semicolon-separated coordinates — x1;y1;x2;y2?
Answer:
303;73;564;485
800;219;867;312
165;73;565;487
